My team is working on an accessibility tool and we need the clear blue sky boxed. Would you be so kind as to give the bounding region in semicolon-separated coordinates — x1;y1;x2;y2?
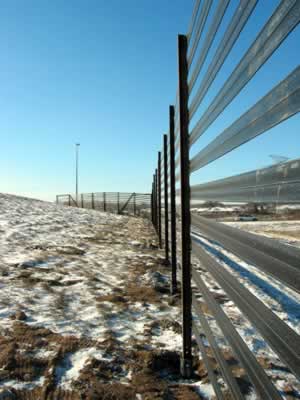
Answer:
0;0;299;201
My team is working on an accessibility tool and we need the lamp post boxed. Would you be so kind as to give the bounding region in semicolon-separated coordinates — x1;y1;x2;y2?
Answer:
75;143;80;204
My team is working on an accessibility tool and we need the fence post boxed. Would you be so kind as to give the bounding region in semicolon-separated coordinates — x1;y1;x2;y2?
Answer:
68;195;71;207
154;173;157;230
56;195;58;205
152;182;155;225
133;193;136;216
155;169;158;232
163;134;170;264
157;153;162;248
153;184;156;223
92;193;95;210
103;192;106;212
156;169;159;233
169;105;177;294
81;194;84;208
117;192;120;214
178;34;192;378
151;184;153;223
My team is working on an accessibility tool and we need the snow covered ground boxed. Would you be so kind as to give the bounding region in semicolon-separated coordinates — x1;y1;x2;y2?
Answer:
191;206;243;214
225;220;300;247
0;193;207;399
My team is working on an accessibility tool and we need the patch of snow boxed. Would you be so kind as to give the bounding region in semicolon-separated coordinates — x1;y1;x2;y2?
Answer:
277;205;300;211
32;348;57;359
192;382;216;399
225;220;300;247
154;329;182;350
130;240;142;246
56;348;104;389
0;376;45;391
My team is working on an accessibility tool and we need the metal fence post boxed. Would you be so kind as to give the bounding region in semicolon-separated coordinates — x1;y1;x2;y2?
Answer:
163;134;170;264
152;181;155;225
151;183;154;224
92;193;95;210
154;172;157;230
155;168;159;231
133;192;136;215
68;195;71;207
169;105;177;294
117;192;120;214
153;175;156;228
103;192;106;212
158;153;162;248
178;34;192;378
81;194;84;208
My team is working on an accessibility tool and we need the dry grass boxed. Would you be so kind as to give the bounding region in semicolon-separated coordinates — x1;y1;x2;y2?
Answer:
0;321;203;400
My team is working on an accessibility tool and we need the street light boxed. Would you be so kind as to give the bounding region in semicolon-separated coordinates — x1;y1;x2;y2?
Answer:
75;143;80;204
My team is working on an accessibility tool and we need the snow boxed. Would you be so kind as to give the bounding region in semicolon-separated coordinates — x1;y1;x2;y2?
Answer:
56;347;104;389
0;376;45;391
225;220;300;247
0;193;189;395
226;220;300;231
193;382;217;399
277;205;300;211
0;193;140;339
191;206;242;213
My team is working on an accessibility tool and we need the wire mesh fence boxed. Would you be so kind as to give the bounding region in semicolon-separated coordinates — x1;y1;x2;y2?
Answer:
56;192;151;218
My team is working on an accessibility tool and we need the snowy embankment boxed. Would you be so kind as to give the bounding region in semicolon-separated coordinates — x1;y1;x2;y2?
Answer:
0;193;206;400
226;220;300;247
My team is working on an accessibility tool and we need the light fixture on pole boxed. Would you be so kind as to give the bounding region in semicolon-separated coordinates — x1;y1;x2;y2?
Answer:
75;143;80;204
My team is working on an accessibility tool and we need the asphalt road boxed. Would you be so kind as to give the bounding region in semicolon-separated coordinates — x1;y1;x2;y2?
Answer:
191;214;300;293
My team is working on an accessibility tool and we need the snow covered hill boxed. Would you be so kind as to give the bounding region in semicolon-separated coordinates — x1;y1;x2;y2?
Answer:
0;193;207;399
